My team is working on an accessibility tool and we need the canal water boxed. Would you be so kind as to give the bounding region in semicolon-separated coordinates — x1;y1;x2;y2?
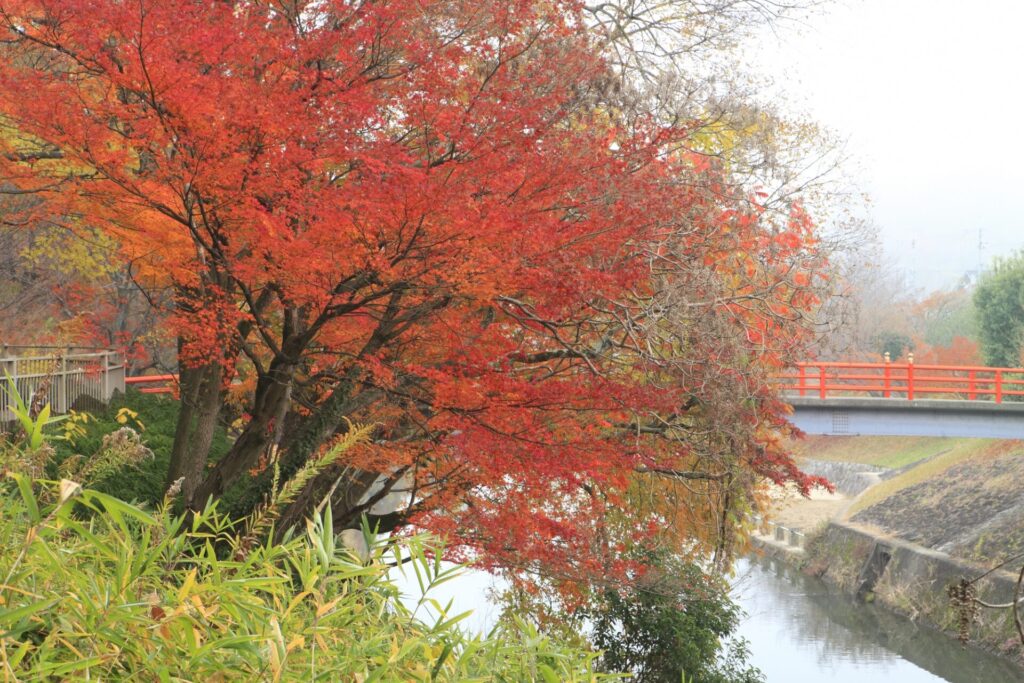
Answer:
733;556;1024;682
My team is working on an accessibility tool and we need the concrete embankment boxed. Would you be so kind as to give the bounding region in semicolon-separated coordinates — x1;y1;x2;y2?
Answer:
754;435;1024;666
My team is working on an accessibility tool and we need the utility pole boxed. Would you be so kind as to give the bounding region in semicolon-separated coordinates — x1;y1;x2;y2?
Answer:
977;226;984;281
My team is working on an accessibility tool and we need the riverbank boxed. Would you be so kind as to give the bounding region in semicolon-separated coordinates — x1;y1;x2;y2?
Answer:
754;435;1024;669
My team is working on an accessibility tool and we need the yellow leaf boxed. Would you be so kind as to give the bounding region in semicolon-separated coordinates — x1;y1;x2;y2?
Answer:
190;594;215;618
316;596;342;617
177;569;197;601
286;635;305;653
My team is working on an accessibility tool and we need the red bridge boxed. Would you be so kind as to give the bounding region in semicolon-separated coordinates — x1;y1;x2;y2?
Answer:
130;360;1024;404
125;360;1024;439
125;373;177;395
776;359;1024;403
776;359;1024;439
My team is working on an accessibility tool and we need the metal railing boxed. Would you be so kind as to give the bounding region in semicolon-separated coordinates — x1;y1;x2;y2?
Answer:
124;374;177;395
0;345;126;418
776;355;1024;404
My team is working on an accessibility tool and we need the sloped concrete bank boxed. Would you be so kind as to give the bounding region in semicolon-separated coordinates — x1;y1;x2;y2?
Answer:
755;436;1024;669
798;457;887;496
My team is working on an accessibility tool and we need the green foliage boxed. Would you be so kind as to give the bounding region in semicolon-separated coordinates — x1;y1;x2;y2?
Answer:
918;289;978;349
586;562;763;683
0;476;616;681
975;253;1024;367
1;375;62;479
47;390;230;505
496;552;762;683
871;331;913;361
1;412;614;680
57;426;154;484
4;373;66;451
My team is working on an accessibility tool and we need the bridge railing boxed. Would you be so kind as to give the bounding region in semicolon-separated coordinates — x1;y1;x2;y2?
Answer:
124;374;177;395
776;358;1024;403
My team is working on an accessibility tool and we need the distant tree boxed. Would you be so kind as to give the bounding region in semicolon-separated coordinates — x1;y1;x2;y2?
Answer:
913;336;982;367
872;331;913;361
974;254;1024;367
914;287;979;349
0;220;55;341
819;245;987;366
816;246;915;360
0;218;169;373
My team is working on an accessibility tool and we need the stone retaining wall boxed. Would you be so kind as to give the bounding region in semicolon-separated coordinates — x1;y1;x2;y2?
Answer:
802;522;1023;663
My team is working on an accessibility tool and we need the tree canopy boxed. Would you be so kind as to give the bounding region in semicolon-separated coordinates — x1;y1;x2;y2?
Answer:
0;0;828;586
975;253;1024;368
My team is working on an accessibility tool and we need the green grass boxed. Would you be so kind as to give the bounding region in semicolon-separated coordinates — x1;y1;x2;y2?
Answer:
788;435;991;469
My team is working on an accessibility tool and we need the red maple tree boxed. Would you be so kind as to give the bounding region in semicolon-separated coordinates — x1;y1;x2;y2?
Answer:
0;0;827;581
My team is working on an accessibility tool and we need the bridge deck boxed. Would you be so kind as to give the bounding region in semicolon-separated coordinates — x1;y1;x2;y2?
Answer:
787;396;1024;439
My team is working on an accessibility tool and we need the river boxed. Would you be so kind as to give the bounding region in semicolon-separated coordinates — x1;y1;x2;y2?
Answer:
733;556;1024;682
394;554;1024;681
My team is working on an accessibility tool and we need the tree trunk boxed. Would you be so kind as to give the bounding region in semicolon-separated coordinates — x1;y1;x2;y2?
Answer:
166;350;225;508
196;296;425;513
190;353;296;506
271;369;363;533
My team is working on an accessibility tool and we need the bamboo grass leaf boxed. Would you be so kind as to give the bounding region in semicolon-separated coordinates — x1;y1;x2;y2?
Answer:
9;472;39;523
0;597;57;637
0;479;619;681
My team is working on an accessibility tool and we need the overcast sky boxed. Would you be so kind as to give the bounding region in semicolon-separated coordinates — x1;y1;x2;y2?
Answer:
752;0;1024;292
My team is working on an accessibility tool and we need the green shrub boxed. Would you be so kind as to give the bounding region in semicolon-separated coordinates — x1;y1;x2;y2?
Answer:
0;475;616;681
48;390;230;506
497;550;763;683
975;253;1024;367
587;566;762;683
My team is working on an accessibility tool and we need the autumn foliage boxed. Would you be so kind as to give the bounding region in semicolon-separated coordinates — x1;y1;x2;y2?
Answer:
0;1;826;584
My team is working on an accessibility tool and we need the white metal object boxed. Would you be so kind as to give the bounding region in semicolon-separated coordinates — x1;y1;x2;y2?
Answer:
0;345;125;420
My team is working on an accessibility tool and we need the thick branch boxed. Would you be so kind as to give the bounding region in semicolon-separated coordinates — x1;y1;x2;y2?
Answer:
635;466;728;481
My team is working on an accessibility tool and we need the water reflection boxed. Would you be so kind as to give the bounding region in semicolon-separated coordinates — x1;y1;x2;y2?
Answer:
732;557;1024;683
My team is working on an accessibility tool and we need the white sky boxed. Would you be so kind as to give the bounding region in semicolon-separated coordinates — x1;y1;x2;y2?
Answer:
752;0;1024;291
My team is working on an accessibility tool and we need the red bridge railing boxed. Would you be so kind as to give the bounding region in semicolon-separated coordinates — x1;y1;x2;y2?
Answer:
122;362;1024;404
776;358;1024;403
124;374;177;395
